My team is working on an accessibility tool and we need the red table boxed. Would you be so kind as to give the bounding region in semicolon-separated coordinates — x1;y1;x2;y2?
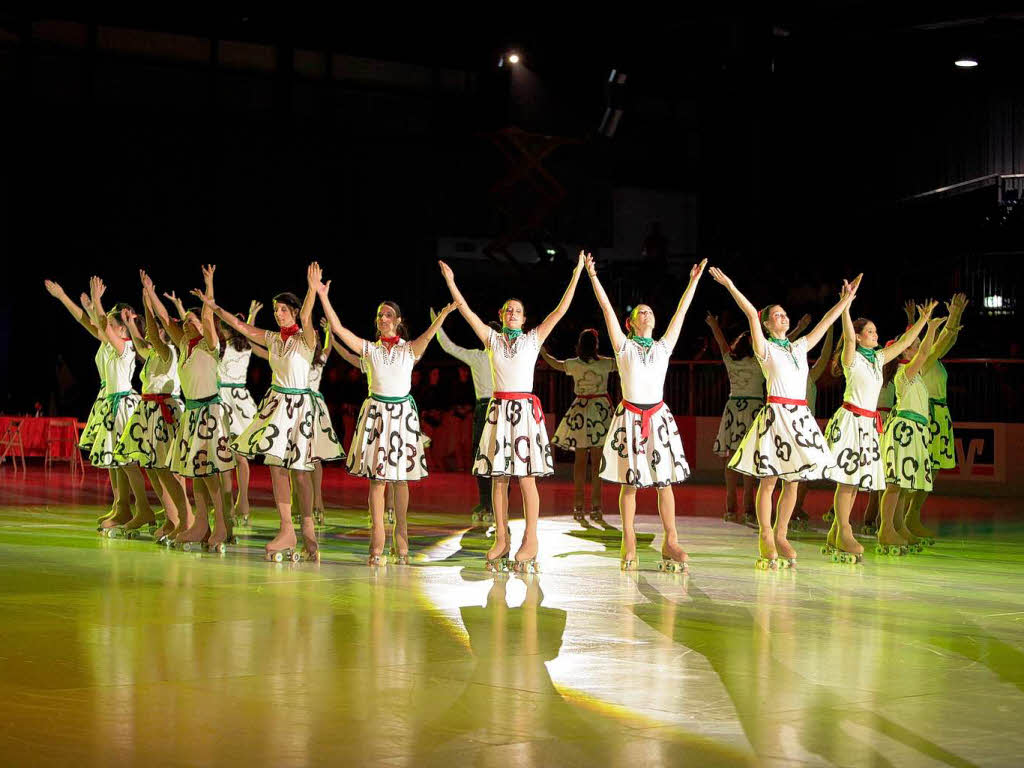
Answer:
0;416;78;458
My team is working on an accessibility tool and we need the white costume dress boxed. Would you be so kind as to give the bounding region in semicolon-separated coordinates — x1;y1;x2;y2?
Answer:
87;341;141;468
171;336;236;477
233;331;344;471
823;349;887;491
729;338;832;480
923;360;955;470
218;344;258;438
600;337;690;487
713;355;764;456
551;357;617;450
115;344;182;468
882;364;934;491
79;345;108;450
473;329;554;478
347;339;428;481
308;358;342;463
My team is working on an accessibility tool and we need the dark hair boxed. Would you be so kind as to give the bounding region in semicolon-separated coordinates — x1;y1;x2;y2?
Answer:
311;328;328;368
882;339;901;386
107;302;134;330
830;317;871;378
576;328;599;362
487;320;503;333
377;300;409;340
759;304;780;333
273;292;302;316
219;313;251;352
498;298;526;327
730;331;753;360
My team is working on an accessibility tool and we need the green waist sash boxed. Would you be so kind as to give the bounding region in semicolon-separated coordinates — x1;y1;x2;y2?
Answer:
895;409;929;426
311;390;324;401
218;381;247;389
104;389;133;414
184;394;223;411
371;393;418;415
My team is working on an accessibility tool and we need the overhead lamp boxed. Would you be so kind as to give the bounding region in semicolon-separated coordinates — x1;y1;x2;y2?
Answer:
954;58;979;68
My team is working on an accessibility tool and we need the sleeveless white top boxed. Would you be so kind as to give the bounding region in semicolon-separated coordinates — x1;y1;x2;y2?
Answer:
141;345;180;395
487;329;541;392
921;360;948;400
757;338;809;400
308;361;324;394
103;341;137;393
178;337;220;400
894;365;929;416
563;357;616;395
267;332;313;389
94;345;107;395
361;339;418;397
841;349;886;410
616;338;670;404
723;356;763;398
218;345;252;385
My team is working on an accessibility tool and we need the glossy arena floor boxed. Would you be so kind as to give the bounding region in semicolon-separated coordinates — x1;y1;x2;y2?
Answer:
2;466;1023;767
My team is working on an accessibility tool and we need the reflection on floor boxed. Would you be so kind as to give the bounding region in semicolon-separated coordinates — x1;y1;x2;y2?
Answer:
1;466;1022;767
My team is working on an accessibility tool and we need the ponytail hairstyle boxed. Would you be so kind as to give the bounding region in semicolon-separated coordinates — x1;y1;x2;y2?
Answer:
830;317;871;378
759;305;778;334
730;331;753;360
377;300;409;340
881;339;901;386
311;325;328;368
223;312;252;352
272;292;302;326
576;328;599;362
488;320;503;333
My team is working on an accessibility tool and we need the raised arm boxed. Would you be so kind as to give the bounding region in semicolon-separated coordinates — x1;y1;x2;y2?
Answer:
143;291;171;362
430;307;477;365
708;267;767;360
540;347;567;371
140;270;183;346
534;250;586;345
301;263;319;351
44;280;103;341
163;290;187;322
410;302;458;358
885;300;936;362
91;276;127;356
329;336;361;368
123;306;151;359
313;275;368;356
586;255;628;352
438;261;491;345
931;293;967;361
787;313;812;342
659;258;708;351
809;322;835;383
197;265;219;350
704;313;733;360
906;316;945;380
839;304;856;368
800;273;862;350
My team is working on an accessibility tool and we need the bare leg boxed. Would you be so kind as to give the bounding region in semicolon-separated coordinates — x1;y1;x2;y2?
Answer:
656;485;687;566
903;489;934;540
774;480;800;561
233;455;251;522
741;474;756;521
863;490;880;529
100;468;133;529
878;483;908;548
755;477;778;560
619;485;638;564
894;490;920;545
724;466;739;519
486;477;511;562
203;473;231;547
312;461;325;523
367;479;387;560
149;469;177;539
97;469;120;523
572;449;587;513
515;476;540;564
385;481;396;523
589;448;603;515
291;469;316;557
221;468;234;523
168;474;193;540
179;478;212;543
392;480;410;557
121;464;156;529
833;484;863;555
266;466;297;554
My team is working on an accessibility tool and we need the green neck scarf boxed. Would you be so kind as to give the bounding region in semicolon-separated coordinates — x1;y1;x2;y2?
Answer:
767;335;798;368
856;345;878;364
502;326;522;343
629;335;654;350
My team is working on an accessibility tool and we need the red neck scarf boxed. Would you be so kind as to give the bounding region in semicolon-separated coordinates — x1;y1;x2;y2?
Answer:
380;335;400;351
187;336;202;358
280;324;300;342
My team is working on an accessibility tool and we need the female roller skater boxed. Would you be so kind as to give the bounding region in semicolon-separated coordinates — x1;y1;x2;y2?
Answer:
316;267;457;565
878;314;945;554
198;264;344;561
217;300;269;527
113;292;192;542
790;322;834;531
587;256;706;571
822;300;935;563
44;280;131;527
706;313;763;524
143;268;236;552
709;267;859;569
439;253;585;573
542;329;617;523
84;277;153;536
903;293;967;546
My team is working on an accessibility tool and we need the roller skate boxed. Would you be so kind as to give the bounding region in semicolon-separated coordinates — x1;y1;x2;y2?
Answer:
367;551;387;566
820;542;837;557
484;547;510;573
822;508;835;524
859;521;877;536
385;507;395;525
875;528;908;556
122;521;158;540
590;506;603;523
512;556;539;574
313;507;326;527
832;549;864;564
906;520;936;547
790;509;810;532
571;506;586;523
620;554;638;571
755;556;779;570
897;529;924;553
267;548;302;563
391;552;410;565
658;542;688;573
743;510;758;529
300;540;321;562
204;533;238;555
723;509;739;523
470;504;486;523
178;529;211;553
480;510;494;524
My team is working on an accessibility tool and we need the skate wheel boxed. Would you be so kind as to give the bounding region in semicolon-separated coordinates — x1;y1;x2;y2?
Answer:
291;551;301;562
273;551;284;563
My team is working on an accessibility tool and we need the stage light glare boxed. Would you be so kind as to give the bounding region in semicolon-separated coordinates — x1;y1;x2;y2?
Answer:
508;53;520;65
955;58;979;68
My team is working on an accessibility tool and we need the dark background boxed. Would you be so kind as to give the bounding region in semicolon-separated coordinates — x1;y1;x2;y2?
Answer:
2;7;1022;418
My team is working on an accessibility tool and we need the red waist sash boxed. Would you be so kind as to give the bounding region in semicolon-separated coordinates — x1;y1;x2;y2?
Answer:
494;391;543;423
842;401;883;434
622;400;665;441
767;396;808;407
142;393;176;424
